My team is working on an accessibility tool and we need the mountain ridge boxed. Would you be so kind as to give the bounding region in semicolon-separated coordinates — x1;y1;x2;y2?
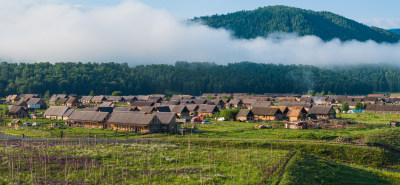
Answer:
193;6;400;43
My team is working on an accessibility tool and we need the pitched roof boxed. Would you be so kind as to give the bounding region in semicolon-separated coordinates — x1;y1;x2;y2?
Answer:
140;106;156;114
68;111;109;122
280;101;312;108
237;109;254;117
26;98;44;105
251;101;271;108
44;106;69;116
287;107;307;117
80;96;93;101
251;107;282;116
198;105;219;113
169;105;188;114
107;112;158;125
154;112;177;125
92;96;106;101
62;109;75;117
107;96;123;101
99;102;114;107
131;101;155;107
308;106;334;115
113;107;135;112
186;104;199;111
9;105;27;114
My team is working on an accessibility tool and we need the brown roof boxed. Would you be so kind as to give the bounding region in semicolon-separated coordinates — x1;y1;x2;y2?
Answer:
113;107;136;112
186;104;199;111
99;102;114;107
236;109;254;117
169;105;189;114
366;105;400;111
154;112;177;125
92;96;106;101
308;106;334;115
198;105;219;113
44;106;69;116
9;105;27;114
107;112;158;126
270;106;288;113
68;111;109;122
251;101;271;108
131;101;155;107
287;107;307;117
251;107;282;116
80;96;93;101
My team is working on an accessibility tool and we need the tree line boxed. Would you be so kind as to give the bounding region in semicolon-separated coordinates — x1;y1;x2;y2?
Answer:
0;61;388;96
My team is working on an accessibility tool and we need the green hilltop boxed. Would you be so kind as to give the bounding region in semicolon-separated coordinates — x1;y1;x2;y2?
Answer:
193;6;400;43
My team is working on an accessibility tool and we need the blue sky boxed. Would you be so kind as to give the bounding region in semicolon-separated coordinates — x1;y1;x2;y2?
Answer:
66;0;400;28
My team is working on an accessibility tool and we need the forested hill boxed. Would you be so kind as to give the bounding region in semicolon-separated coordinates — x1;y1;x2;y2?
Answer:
389;29;400;35
193;6;400;43
0;61;377;96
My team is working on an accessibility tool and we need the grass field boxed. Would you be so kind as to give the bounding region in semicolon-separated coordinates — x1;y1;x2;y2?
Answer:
0;140;289;184
280;153;400;185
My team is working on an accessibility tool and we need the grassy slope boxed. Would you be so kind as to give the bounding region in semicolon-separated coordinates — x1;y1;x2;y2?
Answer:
0;141;288;184
280;153;400;185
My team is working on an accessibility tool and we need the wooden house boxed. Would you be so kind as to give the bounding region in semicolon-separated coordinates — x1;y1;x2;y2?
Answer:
26;98;47;109
197;105;219;117
154;112;179;133
66;97;80;108
251;107;283;121
249;101;271;109
130;101;155;109
44;106;70;120
225;99;243;109
308;106;336;119
365;105;400;114
169;105;190;117
286;107;308;122
186;104;199;116
80;96;93;104
92;95;107;104
106;112;162;133
8;105;28;118
113;106;139;112
236;109;254;122
68;111;110;128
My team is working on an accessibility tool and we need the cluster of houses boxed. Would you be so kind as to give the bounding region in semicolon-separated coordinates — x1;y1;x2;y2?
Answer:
4;93;400;133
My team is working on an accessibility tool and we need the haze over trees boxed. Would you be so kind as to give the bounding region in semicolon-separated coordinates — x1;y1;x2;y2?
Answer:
2;61;400;96
193;6;400;43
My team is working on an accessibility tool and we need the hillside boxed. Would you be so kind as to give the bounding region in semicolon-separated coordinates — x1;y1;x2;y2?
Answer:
193;6;400;43
0;62;371;96
389;29;400;35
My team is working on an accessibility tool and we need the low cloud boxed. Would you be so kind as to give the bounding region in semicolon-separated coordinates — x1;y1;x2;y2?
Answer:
0;0;400;65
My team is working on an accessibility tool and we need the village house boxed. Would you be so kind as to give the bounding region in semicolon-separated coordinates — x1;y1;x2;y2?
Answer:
308;105;336;119
44;106;70;120
99;102;116;108
68;111;110;128
251;107;283;121
154;112;179;133
61;109;75;121
270;106;289;115
249;101;271;109
66;97;80;108
280;101;313;111
6;95;20;103
140;106;156;114
91;95;107;104
236;109;254;122
130;101;155;109
169;105;190;117
26;98;47;109
286;107;308;122
8;105;28;118
155;106;171;112
225;99;243;108
186;104;199;116
106;112;162;133
79;96;93;104
113;106;139;112
197;105;220;117
106;96;125;102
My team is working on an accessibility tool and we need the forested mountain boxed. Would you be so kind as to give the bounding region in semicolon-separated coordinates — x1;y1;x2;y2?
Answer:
0;61;376;96
335;64;400;93
193;6;400;43
389;29;400;35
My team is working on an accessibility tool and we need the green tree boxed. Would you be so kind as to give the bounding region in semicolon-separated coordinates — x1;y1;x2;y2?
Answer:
44;90;50;100
111;91;122;96
219;108;240;119
342;102;350;112
90;90;95;96
355;102;365;110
